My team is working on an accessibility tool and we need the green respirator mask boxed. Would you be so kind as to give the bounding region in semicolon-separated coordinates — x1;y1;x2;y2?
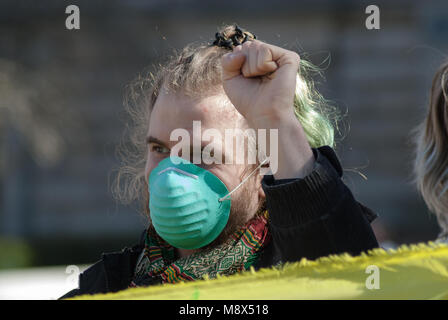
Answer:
149;156;267;249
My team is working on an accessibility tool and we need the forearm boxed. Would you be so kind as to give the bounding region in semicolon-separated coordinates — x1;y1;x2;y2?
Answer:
250;110;315;180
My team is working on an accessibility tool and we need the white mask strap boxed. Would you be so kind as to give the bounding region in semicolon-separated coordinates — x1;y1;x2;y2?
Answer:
218;157;269;202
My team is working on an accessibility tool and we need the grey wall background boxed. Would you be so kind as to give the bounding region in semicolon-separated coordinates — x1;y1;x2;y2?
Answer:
0;0;447;267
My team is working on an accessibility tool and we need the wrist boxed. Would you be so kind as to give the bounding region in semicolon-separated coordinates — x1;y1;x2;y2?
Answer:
263;113;314;179
273;134;314;180
246;108;315;179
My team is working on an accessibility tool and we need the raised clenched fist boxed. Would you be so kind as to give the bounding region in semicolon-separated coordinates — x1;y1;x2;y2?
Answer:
221;39;301;129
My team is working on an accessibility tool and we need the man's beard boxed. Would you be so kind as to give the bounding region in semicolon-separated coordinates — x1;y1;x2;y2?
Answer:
142;173;265;253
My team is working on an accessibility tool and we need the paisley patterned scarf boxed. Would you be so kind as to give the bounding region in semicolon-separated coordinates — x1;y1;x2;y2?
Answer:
130;211;270;287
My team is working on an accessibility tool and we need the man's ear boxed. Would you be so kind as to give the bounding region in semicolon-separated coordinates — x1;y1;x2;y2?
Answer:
257;158;270;200
258;185;266;200
257;173;266;200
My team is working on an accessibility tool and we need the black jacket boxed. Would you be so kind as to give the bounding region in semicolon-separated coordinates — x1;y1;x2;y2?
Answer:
60;146;378;299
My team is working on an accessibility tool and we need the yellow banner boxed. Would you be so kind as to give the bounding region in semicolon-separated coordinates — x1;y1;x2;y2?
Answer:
72;242;448;300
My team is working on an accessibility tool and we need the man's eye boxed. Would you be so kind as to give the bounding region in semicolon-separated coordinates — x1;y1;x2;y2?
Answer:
150;145;170;154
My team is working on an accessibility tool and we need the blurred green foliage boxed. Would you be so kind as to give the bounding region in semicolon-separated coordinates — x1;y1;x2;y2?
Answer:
0;235;139;269
0;237;34;269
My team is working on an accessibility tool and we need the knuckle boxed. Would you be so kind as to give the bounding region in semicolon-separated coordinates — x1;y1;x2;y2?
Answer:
242;65;251;77
257;56;268;68
242;41;252;49
289;51;300;63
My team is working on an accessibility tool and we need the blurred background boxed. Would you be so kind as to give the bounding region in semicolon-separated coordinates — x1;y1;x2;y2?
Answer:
0;0;447;298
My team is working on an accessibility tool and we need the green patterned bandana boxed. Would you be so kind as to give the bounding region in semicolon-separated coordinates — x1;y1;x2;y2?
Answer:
130;211;270;287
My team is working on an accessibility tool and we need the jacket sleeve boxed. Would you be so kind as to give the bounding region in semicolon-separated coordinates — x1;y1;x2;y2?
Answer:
58;234;145;299
58;260;108;299
261;146;379;263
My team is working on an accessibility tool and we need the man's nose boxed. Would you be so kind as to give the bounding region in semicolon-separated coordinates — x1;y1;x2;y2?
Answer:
145;154;172;180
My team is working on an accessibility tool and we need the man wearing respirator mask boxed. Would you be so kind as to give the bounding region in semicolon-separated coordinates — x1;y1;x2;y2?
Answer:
61;25;378;298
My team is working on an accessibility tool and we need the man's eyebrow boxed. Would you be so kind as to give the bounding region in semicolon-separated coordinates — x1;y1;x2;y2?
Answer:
146;136;168;148
146;136;228;162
